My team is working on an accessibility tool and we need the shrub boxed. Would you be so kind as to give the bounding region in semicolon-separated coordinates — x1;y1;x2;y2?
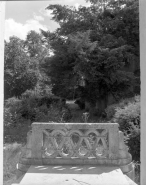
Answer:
60;106;72;122
105;104;118;120
105;95;140;121
36;96;61;108
113;98;140;132
112;95;140;162
19;101;72;123
34;103;62;122
20;97;38;121
20;97;67;122
4;97;21;107
21;89;38;99
19;89;63;121
124;123;140;162
21;89;62;107
4;93;72;127
4;97;25;128
4;98;72;144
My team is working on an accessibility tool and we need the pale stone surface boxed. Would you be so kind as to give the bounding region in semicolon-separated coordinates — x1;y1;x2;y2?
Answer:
32;122;119;129
31;128;42;159
125;167;135;181
108;126;119;159
124;175;138;185
19;165;130;185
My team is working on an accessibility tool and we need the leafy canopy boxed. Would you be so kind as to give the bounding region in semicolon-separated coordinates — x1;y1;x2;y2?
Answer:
4;36;38;99
4;31;51;99
42;0;139;103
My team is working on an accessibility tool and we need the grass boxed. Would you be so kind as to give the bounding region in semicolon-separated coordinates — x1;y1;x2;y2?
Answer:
3;143;22;185
3;122;30;185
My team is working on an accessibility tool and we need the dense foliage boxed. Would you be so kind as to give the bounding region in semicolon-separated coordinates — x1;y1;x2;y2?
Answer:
40;0;139;110
4;0;139;112
4;31;51;99
4;37;37;99
4;92;71;128
105;96;140;120
106;95;140;162
113;95;140;132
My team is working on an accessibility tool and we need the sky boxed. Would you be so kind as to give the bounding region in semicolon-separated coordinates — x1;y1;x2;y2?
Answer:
5;0;91;41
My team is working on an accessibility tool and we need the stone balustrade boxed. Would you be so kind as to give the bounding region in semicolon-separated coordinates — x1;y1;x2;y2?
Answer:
17;122;135;181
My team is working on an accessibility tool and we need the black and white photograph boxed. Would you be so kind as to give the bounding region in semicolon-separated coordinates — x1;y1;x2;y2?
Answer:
0;0;145;185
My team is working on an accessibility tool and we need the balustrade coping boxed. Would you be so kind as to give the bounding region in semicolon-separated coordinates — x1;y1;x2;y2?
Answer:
32;122;119;129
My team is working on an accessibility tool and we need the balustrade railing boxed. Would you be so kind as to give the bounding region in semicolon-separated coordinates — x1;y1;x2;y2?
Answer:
18;122;135;181
30;123;120;161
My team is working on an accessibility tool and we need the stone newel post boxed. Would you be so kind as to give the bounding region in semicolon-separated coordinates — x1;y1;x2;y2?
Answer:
108;124;119;159
31;124;43;159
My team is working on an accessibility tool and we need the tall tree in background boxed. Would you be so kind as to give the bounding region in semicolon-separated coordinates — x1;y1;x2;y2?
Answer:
24;31;52;95
4;36;38;99
4;30;53;99
4;0;139;112
42;0;139;111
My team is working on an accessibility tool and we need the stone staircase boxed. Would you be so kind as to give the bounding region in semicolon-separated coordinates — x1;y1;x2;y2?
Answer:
12;122;138;185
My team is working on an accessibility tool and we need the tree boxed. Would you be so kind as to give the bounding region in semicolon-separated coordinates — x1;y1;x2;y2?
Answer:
4;30;53;99
4;36;38;99
42;0;139;111
24;30;52;96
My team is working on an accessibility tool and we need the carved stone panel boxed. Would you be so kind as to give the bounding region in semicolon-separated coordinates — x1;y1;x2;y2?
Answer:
42;128;109;159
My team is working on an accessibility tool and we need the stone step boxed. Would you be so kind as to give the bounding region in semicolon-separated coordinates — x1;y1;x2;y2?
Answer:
12;165;138;185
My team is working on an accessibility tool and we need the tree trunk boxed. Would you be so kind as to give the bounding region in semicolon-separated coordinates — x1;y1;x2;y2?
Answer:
96;96;108;114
